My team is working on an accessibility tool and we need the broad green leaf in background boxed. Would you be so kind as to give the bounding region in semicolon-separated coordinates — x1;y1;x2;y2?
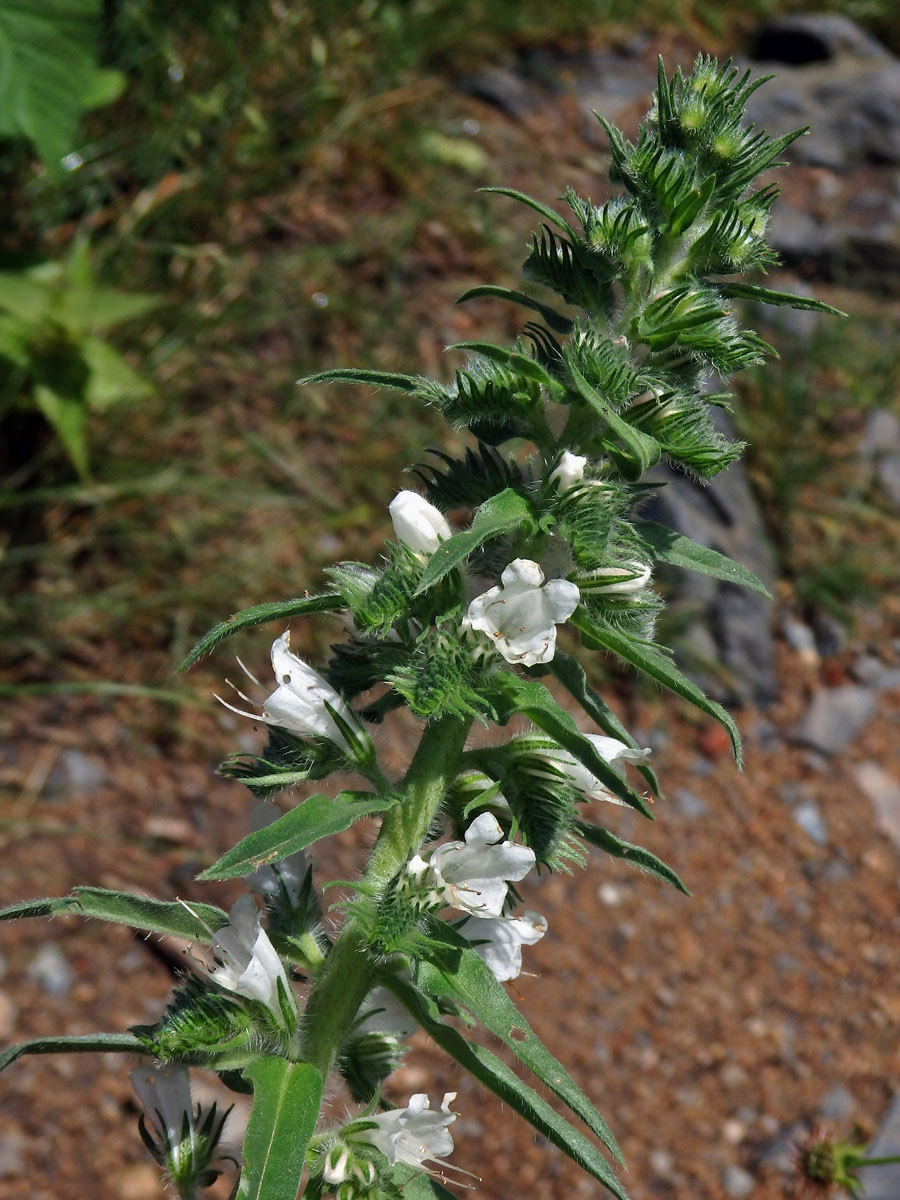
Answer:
179;592;344;669
33;385;90;479
492;674;653;817
0;1032;143;1076
417;921;624;1165
0;887;228;939
387;975;628;1199
198;791;400;881
635;520;771;597
415;487;534;594
0;0;125;171
237;1058;323;1200
571;610;743;765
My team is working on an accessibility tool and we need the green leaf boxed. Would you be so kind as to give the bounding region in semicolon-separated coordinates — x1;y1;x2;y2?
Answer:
32;384;90;479
0;0;119;171
298;367;420;392
575;821;689;894
0;888;228;939
550;652;661;795
567;360;661;481
385;977;626;1198
571;610;742;766
198;791;399;881
635;520;771;597
415;922;625;1167
454;284;574;335
492;675;653;817
415;488;533;595
480;186;576;236
179;592;343;670
718;281;845;316
81;337;153;410
445;342;555;387
237;1058;323;1200
0;1032;143;1076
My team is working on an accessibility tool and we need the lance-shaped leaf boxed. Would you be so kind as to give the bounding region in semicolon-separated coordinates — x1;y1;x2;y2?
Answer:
415;488;534;595
385;976;627;1199
575;822;689;894
414;921;624;1166
491;675;652;817
635;520;771;598
571;610;742;766
718;281;845;316
0;888;228;939
445;341;559;389
455;284;574;335
179;593;343;670
237;1058;323;1200
299;367;420;392
479;186;576;236
550;652;661;796
567;360;661;481
1;1032;143;1076
198;791;399;881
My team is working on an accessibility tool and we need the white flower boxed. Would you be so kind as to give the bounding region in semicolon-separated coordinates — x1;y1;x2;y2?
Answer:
549;450;588;492
204;895;296;1023
356;985;417;1038
131;1064;195;1149
537;733;651;806
363;1093;457;1170
246;801;310;907
461;910;547;981
215;631;362;751
464;559;580;667
576;561;652;595
408;812;535;919
389;490;452;555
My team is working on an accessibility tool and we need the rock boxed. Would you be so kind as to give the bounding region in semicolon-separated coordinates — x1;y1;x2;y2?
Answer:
782;616;819;662
851;655;900;691
722;1164;755;1198
26;943;74;997
753;14;892;64
818;1082;856;1121
458;68;540;120
0;1128;25;1179
859;408;900;508
649;1147;676;1181
47;747;109;793
792;685;877;754
673;787;709;818
857;1094;900;1199
852;762;900;852
793;799;829;846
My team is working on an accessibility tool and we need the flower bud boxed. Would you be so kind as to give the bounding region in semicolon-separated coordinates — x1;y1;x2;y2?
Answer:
549;450;588;493
389;490;452;555
574;561;651;595
323;1144;351;1185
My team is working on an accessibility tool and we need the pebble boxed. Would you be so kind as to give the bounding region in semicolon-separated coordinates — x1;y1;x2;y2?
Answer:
0;991;17;1039
673;786;709;818
0;1129;25;1179
852;761;900;852
793;799;829;845
857;1093;900;1198
722;1164;755;1198
114;1162;163;1200
26;944;75;997
47;747;109;793
649;1148;676;1180
818;1082;856;1120
792;685;877;754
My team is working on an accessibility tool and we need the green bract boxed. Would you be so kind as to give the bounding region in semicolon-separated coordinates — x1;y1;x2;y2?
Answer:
3;58;841;1200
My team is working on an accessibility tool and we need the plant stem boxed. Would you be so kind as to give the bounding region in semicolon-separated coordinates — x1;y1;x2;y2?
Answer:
301;714;471;1076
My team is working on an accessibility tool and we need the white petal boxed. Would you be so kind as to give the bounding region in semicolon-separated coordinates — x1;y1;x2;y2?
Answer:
500;558;545;589
463;812;504;845
544;578;581;623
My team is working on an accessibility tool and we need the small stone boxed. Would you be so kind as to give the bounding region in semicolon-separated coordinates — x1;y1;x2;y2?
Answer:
26;944;74;997
649;1148;676;1180
722;1164;755;1198
115;1162;163;1200
48;748;109;793
859;407;900;508
0;1129;25;1179
144;816;198;845
792;686;876;754
0;991;16;1039
793;799;829;846
673;787;709;818
723;1119;747;1144
819;1083;856;1121
598;883;624;906
852;762;900;853
783;616;819;662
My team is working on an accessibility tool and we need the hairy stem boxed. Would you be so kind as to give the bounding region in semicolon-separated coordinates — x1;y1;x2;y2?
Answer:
301;714;471;1076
